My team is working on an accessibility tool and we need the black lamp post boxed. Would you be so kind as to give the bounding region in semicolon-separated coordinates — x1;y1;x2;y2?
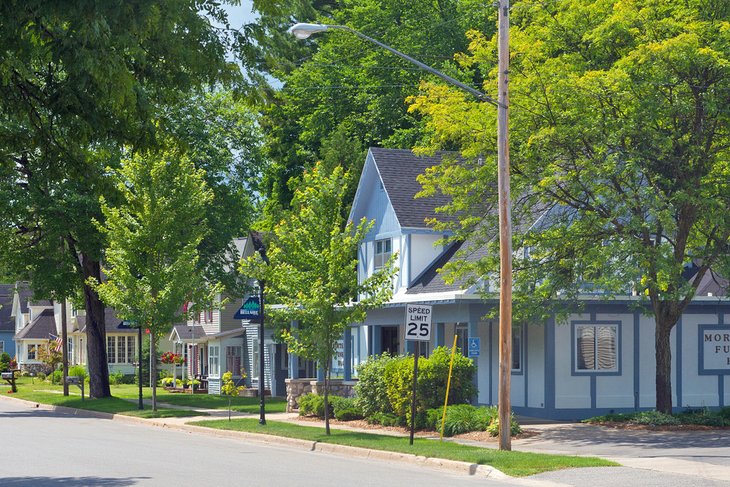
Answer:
251;231;270;425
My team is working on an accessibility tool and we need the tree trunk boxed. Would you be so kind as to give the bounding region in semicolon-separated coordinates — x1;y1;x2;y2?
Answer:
323;363;330;436
151;333;158;411
654;320;673;414
81;253;110;398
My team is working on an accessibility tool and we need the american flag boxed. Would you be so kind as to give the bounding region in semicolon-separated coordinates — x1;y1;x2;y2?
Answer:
49;334;63;352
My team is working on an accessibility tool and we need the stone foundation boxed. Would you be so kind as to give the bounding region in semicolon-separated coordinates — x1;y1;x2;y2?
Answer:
20;363;51;375
285;378;357;412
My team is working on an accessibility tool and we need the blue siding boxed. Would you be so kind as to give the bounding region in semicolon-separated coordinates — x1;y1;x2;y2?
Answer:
0;332;16;357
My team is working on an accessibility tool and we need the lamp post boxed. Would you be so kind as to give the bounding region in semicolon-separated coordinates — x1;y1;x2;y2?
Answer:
288;8;513;450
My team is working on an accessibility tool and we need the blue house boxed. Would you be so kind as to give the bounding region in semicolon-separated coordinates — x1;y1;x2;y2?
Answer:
339;147;730;420
0;284;16;358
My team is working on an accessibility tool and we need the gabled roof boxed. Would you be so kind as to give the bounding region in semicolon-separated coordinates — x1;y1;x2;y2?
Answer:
0;284;14;332
367;148;457;229
79;308;136;334
15;308;56;340
169;324;208;342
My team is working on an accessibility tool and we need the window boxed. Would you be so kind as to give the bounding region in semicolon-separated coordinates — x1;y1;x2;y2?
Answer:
106;336;136;364
374;239;392;270
67;338;73;359
512;333;522;372
27;344;37;361
0;341;4;354
226;346;242;376
107;337;116;363
209;345;220;377
575;324;618;372
206;310;214;323
251;338;260;380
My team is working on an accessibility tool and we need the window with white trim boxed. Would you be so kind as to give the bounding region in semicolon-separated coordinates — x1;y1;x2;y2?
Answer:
374;239;392;270
106;336;136;364
512;332;522;372
27;344;37;361
107;337;116;364
226;346;242;376
575;324;618;371
252;338;260;380
209;345;220;377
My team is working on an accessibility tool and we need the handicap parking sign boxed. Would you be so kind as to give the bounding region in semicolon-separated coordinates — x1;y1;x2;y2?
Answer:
468;337;480;357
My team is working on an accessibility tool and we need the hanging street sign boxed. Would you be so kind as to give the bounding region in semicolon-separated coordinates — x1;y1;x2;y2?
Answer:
234;296;261;320
404;304;432;341
468;337;481;357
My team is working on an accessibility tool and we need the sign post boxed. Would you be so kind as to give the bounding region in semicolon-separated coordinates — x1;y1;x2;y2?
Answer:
404;304;432;445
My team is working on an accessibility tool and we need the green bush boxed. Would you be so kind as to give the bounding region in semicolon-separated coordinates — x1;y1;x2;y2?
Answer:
718;406;730;421
36;372;47;381
630;411;681;426
109;371;125;385
298;393;327;418
354;353;396;417
0;352;11;371
418;347;476;409
486;413;523;437
426;404;496;437
330;396;363;421
50;369;63;384
68;365;88;380
366;412;403;427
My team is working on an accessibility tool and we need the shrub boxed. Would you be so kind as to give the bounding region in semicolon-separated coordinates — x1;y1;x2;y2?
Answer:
630;411;680;426
330;396;363;421
487;413;523;437
160;377;175;387
50;369;63;385
367;412;403;427
298;393;327;417
383;354;418;419
426;404;497;436
36;372;47;382
418;347;476;409
718;406;730;421
354;353;396;417
109;371;125;386
68;365;87;380
0;352;11;371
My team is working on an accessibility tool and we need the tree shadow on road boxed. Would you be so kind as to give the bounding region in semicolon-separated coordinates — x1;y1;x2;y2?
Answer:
0;477;149;486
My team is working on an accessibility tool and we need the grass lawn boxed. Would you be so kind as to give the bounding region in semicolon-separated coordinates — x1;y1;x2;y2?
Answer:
190;418;617;477
5;378;202;418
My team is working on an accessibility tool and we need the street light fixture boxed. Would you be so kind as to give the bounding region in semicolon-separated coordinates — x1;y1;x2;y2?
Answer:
288;8;513;450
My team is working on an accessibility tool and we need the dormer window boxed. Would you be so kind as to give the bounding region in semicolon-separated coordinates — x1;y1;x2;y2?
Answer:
374;239;392;270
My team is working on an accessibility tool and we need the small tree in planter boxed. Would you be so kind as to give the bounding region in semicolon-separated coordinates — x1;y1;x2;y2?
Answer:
221;371;245;420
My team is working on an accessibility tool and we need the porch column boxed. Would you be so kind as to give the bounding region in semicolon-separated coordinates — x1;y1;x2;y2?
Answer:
288;321;299;379
344;326;352;381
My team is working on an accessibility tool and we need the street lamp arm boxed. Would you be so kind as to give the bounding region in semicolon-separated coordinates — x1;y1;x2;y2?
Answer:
287;23;500;107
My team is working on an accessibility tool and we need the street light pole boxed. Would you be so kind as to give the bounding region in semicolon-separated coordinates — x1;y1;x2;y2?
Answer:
288;13;513;449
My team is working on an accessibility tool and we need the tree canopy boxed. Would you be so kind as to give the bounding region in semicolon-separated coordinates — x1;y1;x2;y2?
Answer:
411;0;730;413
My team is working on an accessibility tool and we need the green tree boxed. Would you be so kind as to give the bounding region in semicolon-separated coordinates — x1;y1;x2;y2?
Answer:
411;0;730;414
248;0;494;208
221;370;246;421
93;151;215;410
241;162;396;434
0;0;239;397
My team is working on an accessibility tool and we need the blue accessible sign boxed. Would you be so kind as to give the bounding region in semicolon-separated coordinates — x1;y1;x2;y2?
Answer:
234;296;261;320
468;337;480;357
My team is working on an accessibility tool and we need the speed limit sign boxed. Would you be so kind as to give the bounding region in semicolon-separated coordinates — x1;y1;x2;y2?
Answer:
404;304;432;341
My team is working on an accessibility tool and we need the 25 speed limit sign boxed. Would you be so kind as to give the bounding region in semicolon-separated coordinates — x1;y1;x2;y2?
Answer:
404;304;432;341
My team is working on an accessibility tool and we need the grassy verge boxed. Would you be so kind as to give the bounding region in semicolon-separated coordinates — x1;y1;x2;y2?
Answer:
190;418;617;477
5;378;202;418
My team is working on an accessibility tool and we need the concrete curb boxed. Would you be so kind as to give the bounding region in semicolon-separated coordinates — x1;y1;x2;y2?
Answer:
0;395;508;479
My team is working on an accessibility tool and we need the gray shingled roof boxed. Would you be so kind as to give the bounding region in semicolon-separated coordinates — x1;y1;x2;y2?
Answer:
79;308;136;334
0;284;14;332
15;308;56;340
370;148;457;229
171;324;208;341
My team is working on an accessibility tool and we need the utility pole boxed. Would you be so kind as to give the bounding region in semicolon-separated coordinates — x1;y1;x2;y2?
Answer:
497;0;513;451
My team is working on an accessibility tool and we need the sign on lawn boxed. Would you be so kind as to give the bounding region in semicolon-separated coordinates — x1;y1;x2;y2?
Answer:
404;304;432;341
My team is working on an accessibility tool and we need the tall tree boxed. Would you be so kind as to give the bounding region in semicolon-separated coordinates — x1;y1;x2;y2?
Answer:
247;0;494;207
94;150;215;410
411;0;730;414
0;0;238;397
241;163;395;434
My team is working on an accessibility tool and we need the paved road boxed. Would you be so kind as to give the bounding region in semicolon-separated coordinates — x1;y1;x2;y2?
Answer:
0;400;505;487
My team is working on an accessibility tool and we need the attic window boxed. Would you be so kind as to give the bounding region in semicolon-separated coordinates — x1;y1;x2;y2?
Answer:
374;239;392;270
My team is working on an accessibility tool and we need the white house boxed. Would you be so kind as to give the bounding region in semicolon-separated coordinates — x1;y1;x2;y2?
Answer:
339;147;730;420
